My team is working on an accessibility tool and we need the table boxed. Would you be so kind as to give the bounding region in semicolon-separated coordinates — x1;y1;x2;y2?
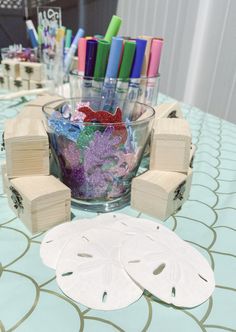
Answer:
0;93;236;332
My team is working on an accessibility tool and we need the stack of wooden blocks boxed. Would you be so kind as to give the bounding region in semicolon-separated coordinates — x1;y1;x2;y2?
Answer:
0;60;45;92
131;102;195;221
1;94;71;234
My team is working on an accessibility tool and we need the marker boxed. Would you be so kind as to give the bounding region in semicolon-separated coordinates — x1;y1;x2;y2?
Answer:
84;39;97;77
137;35;153;103
26;20;38;48
139;35;153;76
130;38;147;78
92;40;110;106
83;39;97;97
64;27;84;75
105;37;123;78
124;38;147;118
94;40;110;79
145;38;164;105
104;15;122;42
78;37;87;75
26;20;38;42
147;38;164;77
112;41;136;112
65;29;72;52
100;37;123;111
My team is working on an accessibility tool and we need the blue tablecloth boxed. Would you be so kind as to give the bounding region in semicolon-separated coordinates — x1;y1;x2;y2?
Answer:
0;93;236;332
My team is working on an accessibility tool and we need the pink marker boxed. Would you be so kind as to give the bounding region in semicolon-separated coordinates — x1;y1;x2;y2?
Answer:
147;38;164;77
78;37;87;75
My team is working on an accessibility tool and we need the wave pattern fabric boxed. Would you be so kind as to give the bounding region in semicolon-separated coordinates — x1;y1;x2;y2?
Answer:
0;93;235;331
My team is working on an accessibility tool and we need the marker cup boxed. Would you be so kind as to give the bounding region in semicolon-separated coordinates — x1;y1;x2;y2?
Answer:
69;70;160;115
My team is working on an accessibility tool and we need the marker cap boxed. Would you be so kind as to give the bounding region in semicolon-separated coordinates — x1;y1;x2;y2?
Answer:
85;39;98;77
104;15;122;42
130;38;147;78
94;40;110;79
105;37;123;78
147;38;164;77
118;41;136;79
78;37;87;73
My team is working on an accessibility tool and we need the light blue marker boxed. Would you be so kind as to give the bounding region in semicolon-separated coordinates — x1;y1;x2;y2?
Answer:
64;28;84;75
101;37;123;111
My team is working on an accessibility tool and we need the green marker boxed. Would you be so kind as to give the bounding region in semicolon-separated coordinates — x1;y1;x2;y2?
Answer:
112;40;136;111
37;26;43;45
118;41;136;79
104;15;122;42
65;29;72;50
92;40;110;107
94;40;110;79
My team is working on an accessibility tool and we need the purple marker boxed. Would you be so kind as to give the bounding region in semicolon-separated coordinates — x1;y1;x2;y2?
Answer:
81;39;98;98
85;39;98;77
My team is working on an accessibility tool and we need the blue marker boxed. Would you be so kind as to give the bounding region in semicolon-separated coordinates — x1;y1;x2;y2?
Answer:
26;20;38;48
64;27;84;75
105;37;123;78
123;38;147;119
101;37;123;111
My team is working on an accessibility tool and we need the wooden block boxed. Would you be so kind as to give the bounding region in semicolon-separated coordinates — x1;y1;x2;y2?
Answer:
25;94;65;108
1;162;10;194
150;118;192;173
190;144;196;169
16;106;45;121
131;168;193;221
2;59;20;78
19;62;44;81
29;80;47;90
154;102;183;126
4;117;49;177
9;77;29;91
7;175;71;233
0;75;9;89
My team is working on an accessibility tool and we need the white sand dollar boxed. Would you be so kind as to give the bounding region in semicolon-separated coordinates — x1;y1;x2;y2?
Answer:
40;217;116;269
56;228;143;310
120;233;215;308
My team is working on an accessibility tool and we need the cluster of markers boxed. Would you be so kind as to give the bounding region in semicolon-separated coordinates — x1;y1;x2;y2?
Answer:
75;15;163;112
25;15;163;110
77;16;163;82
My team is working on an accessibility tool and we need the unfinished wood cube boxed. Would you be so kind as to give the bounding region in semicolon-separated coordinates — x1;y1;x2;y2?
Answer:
131;168;193;221
4;117;49;177
1;162;9;194
29;80;47;90
150;118;191;173
9;77;29;91
19;62;44;81
190;144;196;169
2;59;20;78
0;75;9;89
7;175;71;233
154;102;183;124
17;106;45;121
25;94;64;108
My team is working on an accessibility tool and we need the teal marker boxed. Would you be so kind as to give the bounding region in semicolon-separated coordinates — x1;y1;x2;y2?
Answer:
65;29;72;51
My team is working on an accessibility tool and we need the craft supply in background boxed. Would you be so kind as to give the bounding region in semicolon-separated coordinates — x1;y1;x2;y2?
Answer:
40;213;215;310
6;175;71;233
